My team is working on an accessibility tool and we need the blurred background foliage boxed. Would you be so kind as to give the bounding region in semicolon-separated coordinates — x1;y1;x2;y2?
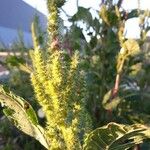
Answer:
0;0;150;149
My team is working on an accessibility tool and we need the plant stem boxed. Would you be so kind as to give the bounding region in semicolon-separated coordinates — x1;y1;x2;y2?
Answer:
111;74;120;99
134;144;141;150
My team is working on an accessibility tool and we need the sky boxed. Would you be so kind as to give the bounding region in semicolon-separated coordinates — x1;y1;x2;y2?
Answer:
22;0;150;39
22;0;150;15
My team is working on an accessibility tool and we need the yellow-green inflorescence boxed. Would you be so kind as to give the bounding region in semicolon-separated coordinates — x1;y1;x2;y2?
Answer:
47;0;66;52
30;1;92;149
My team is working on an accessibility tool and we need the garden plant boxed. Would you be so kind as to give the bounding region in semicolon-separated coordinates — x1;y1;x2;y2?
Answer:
0;0;150;149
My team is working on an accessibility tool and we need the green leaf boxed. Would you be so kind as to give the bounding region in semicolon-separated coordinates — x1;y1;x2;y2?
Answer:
93;18;101;34
102;90;121;110
70;25;85;40
69;7;93;28
6;55;25;67
0;85;49;149
127;9;139;19
83;122;150;150
123;39;140;57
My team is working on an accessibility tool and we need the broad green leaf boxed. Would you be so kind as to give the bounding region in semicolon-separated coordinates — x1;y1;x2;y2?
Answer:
127;9;139;19
0;85;49;149
83;122;150;150
5;55;25;67
122;39;140;57
70;25;85;40
129;62;142;76
69;7;93;28
93;18;101;34
102;90;121;110
127;9;147;20
117;39;140;73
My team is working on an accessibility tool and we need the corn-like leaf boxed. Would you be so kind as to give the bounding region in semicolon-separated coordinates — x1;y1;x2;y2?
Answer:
83;122;150;150
0;85;49;149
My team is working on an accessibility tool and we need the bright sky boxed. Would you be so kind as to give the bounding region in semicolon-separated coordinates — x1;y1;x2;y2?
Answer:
22;0;150;38
22;0;150;15
122;0;150;10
